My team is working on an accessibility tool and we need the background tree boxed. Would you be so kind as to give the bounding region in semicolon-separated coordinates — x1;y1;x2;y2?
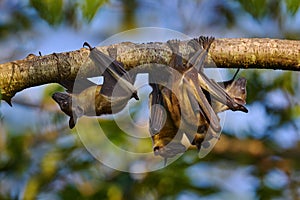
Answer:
0;0;300;199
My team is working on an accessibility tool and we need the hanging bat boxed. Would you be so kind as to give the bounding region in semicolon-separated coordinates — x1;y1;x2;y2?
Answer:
52;43;139;129
177;37;247;131
149;82;186;163
212;69;247;113
149;36;248;160
190;75;247;152
169;37;247;135
150;77;247;160
149;75;247;160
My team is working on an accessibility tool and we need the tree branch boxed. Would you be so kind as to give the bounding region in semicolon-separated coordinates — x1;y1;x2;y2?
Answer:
0;38;299;104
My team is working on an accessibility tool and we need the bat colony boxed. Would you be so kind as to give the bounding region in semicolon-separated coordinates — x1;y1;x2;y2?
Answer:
52;36;248;161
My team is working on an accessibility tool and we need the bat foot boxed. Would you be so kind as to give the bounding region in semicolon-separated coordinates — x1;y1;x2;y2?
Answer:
167;39;180;53
198;36;215;50
83;42;93;50
188;36;215;52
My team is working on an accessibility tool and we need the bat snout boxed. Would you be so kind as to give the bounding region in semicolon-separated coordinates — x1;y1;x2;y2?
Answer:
52;92;69;103
52;92;73;116
131;91;139;100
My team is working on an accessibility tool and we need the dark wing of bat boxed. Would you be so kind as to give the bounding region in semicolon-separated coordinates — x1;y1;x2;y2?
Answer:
53;50;96;94
198;126;220;158
187;36;215;72
149;83;166;135
182;69;221;132
197;70;247;112
84;42;138;100
59;79;96;94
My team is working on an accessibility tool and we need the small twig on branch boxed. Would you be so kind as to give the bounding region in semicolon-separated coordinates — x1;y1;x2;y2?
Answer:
0;37;299;104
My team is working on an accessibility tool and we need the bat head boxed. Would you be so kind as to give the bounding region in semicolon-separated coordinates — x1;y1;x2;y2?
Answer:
52;92;84;129
226;77;247;106
152;137;186;158
214;77;248;113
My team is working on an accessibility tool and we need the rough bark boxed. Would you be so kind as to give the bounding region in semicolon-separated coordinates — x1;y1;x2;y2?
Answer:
0;38;299;104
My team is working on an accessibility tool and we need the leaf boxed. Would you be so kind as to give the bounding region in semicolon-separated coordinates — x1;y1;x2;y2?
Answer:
22;177;39;200
285;0;300;15
291;104;300;118
41;150;61;178
41;84;65;109
237;0;267;19
81;0;108;22
42;83;64;99
30;0;63;25
97;119;129;146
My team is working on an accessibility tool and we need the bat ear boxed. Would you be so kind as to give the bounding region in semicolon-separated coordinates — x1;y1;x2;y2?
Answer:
69;116;76;129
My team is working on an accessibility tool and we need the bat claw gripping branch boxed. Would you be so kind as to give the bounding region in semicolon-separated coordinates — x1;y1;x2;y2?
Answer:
83;42;93;50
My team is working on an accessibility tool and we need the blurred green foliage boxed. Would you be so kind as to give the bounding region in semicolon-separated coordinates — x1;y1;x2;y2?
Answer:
285;0;300;15
81;0;108;22
237;0;299;18
30;0;109;25
0;0;300;199
30;0;64;25
238;0;269;19
0;9;32;39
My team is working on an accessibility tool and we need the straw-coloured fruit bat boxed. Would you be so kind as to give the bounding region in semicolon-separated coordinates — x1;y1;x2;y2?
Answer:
52;43;139;129
52;37;248;162
149;37;248;160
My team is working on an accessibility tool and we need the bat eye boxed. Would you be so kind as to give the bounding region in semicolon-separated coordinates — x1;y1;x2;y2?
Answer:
154;146;160;151
153;146;161;155
62;101;68;108
197;125;207;133
58;101;69;111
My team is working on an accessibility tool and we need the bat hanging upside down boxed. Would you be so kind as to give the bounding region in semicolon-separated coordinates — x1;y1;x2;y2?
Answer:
148;37;248;161
52;43;139;129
